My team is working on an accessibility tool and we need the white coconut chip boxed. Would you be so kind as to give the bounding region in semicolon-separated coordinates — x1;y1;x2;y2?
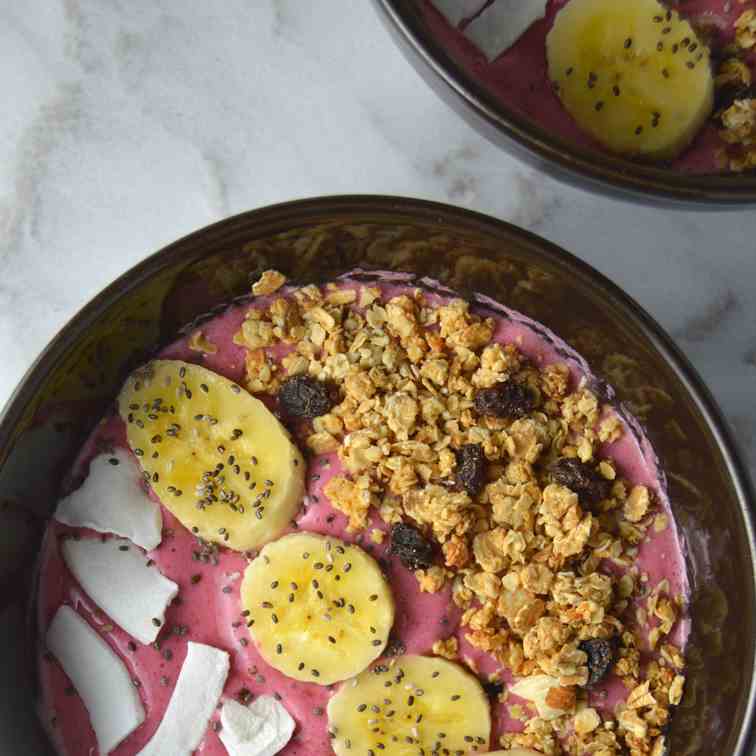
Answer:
46;606;145;754
220;697;296;756
61;538;178;645
464;0;548;60
509;674;571;720
138;642;230;756
432;0;489;26
55;449;162;551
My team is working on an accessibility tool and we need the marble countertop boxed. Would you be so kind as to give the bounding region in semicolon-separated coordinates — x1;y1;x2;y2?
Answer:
1;0;754;480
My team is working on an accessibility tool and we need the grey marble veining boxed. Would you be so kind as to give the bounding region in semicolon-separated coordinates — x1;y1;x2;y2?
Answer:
0;0;754;489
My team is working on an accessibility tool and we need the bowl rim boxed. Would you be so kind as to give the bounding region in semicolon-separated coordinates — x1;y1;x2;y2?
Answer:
374;0;756;206
0;195;754;752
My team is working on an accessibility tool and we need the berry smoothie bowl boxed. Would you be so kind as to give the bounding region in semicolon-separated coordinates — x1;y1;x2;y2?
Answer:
0;197;753;756
375;1;756;204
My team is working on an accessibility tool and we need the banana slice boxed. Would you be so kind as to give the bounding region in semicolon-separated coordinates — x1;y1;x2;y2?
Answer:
488;751;543;756
547;0;714;160
327;655;491;756
118;360;304;552
241;533;394;686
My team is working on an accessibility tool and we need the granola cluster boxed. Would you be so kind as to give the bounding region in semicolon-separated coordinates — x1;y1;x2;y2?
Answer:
715;9;756;172
226;271;686;756
719;97;756;171
734;7;756;52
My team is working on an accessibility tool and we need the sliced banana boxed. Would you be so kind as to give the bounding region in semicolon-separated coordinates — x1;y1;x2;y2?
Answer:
488;751;543;756
118;360;304;552
327;655;491;756
241;532;394;686
547;0;714;160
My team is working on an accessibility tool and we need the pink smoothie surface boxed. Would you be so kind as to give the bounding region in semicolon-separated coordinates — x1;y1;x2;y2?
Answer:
37;273;689;756
422;0;753;174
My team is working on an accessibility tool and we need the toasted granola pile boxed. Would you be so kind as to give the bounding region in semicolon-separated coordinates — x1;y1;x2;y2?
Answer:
226;271;686;756
715;9;756;172
719;97;756;171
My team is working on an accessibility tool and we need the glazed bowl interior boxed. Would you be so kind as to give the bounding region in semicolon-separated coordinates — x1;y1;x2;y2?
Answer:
374;0;756;206
0;196;753;754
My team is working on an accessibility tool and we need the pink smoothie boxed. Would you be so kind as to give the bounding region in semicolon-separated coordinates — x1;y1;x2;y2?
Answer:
422;0;753;174
37;273;689;755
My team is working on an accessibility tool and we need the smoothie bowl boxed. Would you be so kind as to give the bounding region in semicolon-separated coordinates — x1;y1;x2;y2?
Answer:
0;197;753;755
375;0;756;204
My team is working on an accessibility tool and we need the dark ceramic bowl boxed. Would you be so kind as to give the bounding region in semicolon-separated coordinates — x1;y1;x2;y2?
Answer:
374;0;756;206
0;197;753;753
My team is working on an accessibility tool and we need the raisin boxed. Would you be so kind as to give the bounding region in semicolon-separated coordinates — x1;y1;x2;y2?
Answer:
390;523;434;570
579;638;617;686
278;375;334;418
549;458;611;505
481;679;504;700
455;443;486;496
473;381;534;419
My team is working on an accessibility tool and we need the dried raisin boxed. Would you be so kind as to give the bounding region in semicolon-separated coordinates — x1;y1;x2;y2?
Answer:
390;523;434;570
455;443;486;496
549;458;611;505
474;381;534;419
278;375;334;418
579;638;617;686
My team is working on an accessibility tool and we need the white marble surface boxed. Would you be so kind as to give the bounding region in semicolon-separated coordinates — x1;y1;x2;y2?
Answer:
0;0;754;484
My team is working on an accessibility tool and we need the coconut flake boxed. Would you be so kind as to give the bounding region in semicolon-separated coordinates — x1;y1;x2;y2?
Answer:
61;538;178;645
219;697;295;756
432;0;488;26
138;642;229;756
509;674;569;720
46;606;145;754
55;449;162;551
464;0;547;60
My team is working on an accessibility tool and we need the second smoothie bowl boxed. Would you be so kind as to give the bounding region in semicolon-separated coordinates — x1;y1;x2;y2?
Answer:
376;0;756;204
1;197;754;755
